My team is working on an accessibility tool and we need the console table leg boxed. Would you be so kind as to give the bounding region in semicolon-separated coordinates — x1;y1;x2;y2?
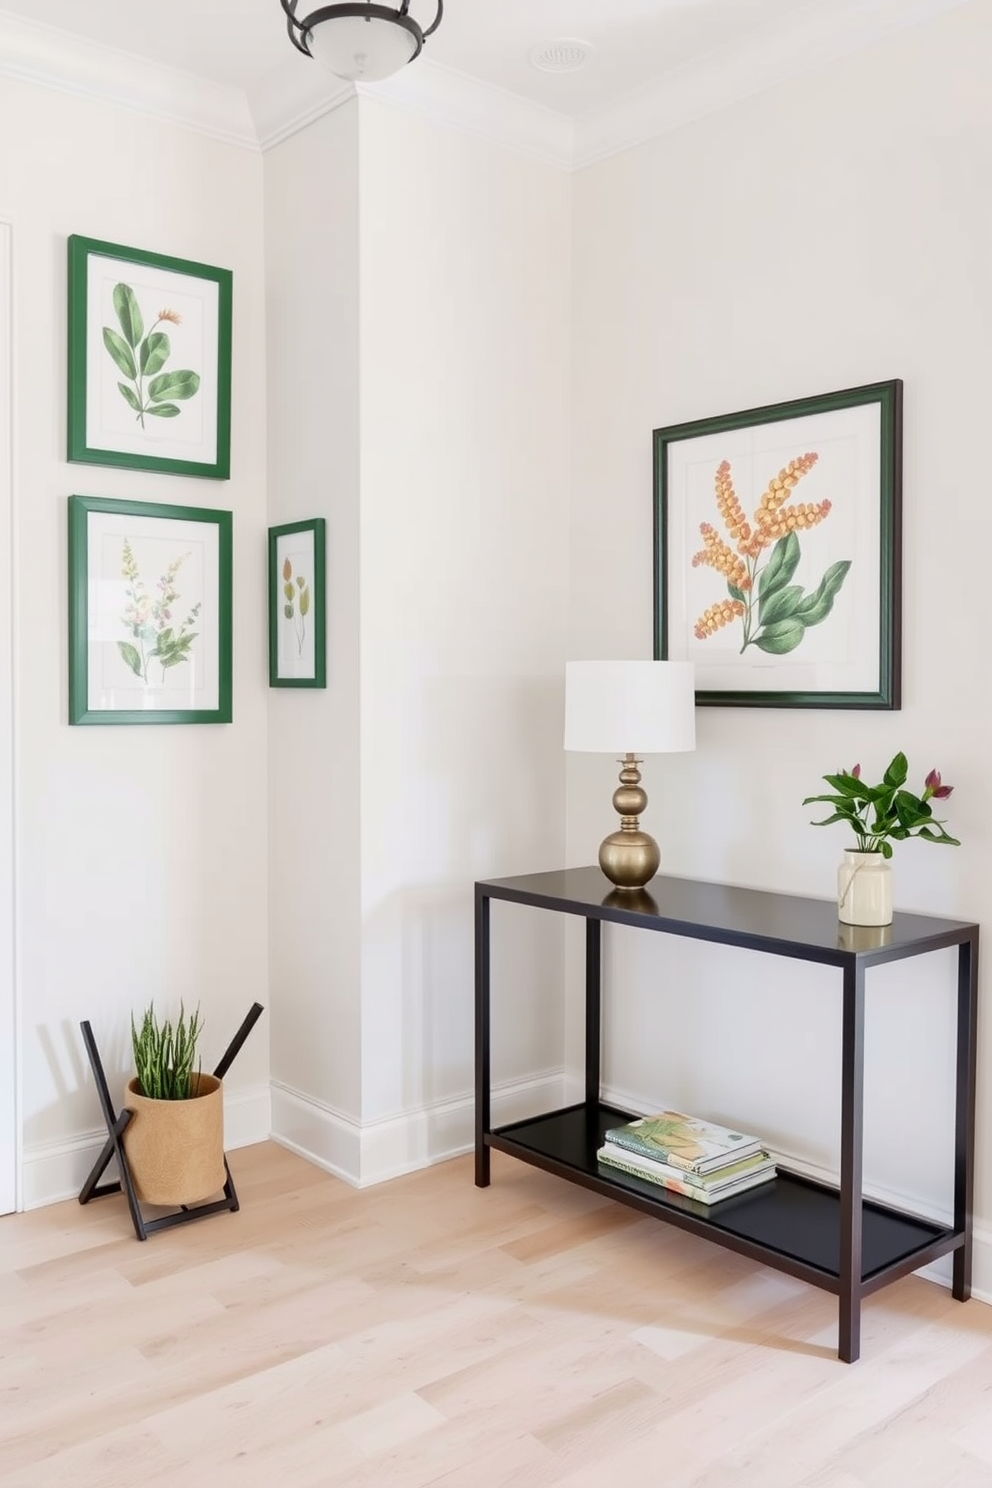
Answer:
585;919;601;1108
838;960;866;1363
952;933;978;1301
475;887;491;1187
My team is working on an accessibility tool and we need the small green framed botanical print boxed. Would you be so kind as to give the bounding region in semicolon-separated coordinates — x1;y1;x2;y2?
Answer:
268;518;326;688
67;235;233;479
68;495;233;724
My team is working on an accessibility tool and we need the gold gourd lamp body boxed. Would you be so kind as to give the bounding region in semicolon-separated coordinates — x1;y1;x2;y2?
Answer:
564;660;696;892
598;753;660;889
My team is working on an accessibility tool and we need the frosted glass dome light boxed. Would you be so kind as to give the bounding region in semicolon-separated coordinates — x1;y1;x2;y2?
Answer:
280;1;444;83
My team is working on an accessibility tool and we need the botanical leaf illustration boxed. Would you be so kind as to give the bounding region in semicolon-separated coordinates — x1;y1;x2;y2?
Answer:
280;554;310;656
102;290;199;431
753;617;806;654
139;331;171;377
113;283;144;349
103;328;137;380
117;641;142;677
691;453;851;655
158;646;197;669
118;538;201;685
148;369;200;403
758;582;804;628
757;531;800;600
794;560;852;626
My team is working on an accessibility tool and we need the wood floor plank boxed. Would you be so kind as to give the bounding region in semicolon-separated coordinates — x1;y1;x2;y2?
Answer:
2;1143;991;1488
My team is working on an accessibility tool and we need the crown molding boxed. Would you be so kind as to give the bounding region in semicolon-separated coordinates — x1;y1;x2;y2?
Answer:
0;0;973;168
356;58;575;171
251;54;575;168
0;9;256;149
249;54;354;151
573;0;973;170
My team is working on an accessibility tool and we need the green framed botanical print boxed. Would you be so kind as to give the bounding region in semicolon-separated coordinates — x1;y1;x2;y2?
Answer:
268;518;326;688
654;379;903;710
68;495;233;725
67;235;233;479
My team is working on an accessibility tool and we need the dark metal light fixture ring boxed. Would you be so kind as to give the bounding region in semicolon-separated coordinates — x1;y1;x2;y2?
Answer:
280;0;444;68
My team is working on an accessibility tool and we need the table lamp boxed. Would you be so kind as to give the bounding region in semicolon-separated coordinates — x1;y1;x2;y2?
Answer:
564;660;695;890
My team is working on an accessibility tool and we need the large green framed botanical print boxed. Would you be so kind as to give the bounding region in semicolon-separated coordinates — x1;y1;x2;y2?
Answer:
654;380;903;709
68;495;233;725
67;236;233;479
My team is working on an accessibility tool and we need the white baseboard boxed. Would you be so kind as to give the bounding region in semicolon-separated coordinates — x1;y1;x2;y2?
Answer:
21;1082;272;1211
269;1080;362;1186
269;1069;567;1189
359;1069;566;1187
22;1069;992;1313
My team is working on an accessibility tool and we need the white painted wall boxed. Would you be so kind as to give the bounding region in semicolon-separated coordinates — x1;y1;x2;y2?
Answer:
265;102;364;1176
0;220;15;1214
569;0;990;1267
357;102;572;1164
0;75;271;1206
11;0;985;1248
264;98;572;1182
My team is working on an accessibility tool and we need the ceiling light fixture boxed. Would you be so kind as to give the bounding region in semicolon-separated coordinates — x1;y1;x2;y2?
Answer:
280;0;444;83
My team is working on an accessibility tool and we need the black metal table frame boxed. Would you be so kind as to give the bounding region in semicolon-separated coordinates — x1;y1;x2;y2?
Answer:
474;868;979;1363
78;1001;264;1241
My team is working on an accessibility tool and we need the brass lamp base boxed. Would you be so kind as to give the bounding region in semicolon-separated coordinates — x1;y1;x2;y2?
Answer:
598;753;661;891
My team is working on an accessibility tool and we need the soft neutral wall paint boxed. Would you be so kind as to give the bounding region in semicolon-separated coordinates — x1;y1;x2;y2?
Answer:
0;75;271;1205
357;101;572;1161
0;220;15;1214
570;1;988;1276
265;101;364;1174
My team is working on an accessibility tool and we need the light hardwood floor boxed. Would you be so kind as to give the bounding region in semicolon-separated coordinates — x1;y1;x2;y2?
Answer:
4;1142;992;1487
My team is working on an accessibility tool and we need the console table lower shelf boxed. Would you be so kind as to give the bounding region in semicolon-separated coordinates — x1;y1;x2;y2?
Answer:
490;1102;957;1303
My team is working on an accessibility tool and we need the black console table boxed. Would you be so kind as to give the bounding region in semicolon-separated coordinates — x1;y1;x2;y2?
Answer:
474;866;979;1363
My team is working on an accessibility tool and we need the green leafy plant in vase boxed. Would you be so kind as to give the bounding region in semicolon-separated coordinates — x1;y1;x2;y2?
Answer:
803;752;960;926
124;1002;225;1205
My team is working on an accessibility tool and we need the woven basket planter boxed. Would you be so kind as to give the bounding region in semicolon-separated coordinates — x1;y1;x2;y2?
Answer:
122;1072;225;1206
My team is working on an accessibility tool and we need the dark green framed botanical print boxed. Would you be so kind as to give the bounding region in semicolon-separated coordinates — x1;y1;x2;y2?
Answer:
654;379;903;709
68;495;233;725
268;518;326;688
67;235;233;479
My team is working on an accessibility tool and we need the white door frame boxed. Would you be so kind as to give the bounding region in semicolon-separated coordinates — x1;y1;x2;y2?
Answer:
0;217;19;1214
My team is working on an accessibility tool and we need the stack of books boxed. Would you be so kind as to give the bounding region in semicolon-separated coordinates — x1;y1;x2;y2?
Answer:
597;1109;777;1205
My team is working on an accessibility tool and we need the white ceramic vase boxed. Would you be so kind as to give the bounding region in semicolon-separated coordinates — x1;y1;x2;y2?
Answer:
837;849;892;926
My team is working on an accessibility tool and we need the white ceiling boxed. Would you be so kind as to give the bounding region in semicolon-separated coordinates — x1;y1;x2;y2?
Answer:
0;0;889;116
0;0;970;160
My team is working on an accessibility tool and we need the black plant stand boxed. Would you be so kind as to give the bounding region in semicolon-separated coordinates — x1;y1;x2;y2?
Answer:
78;1002;264;1241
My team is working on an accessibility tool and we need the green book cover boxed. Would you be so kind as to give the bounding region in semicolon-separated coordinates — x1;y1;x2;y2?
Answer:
604;1110;763;1174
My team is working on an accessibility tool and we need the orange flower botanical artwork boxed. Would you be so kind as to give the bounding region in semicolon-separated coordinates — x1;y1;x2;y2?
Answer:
690;452;850;655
